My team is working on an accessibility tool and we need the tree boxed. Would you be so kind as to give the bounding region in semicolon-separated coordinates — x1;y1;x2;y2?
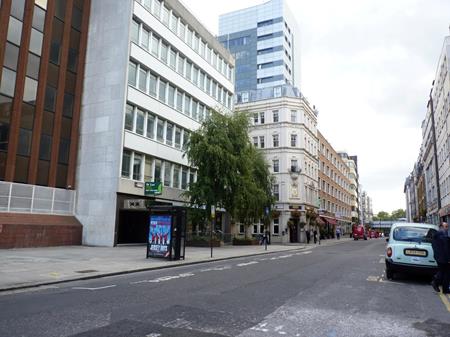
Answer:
374;211;390;221
391;209;406;220
184;110;274;233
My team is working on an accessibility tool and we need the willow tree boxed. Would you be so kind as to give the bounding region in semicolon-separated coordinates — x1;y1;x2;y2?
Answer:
184;110;273;232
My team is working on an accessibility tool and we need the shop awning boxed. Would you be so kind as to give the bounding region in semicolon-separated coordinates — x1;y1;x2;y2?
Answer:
320;216;337;226
316;217;326;225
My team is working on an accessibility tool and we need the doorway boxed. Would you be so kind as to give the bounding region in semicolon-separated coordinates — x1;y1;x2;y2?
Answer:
289;218;299;243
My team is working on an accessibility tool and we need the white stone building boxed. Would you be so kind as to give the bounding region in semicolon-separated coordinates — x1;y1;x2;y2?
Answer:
77;0;234;246
236;85;319;244
338;152;359;224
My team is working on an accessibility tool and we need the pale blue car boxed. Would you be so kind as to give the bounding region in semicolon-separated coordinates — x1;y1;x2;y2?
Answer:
385;222;439;280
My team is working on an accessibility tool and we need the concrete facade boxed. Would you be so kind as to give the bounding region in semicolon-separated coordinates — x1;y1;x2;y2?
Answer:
77;0;234;246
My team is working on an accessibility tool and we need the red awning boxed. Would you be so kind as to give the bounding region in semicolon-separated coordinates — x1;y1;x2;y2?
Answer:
320;216;337;226
316;217;326;225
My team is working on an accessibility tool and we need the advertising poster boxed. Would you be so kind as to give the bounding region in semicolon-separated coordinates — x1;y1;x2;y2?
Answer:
148;215;172;258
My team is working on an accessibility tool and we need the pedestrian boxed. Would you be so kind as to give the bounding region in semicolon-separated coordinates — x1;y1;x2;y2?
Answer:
336;227;341;240
306;229;311;244
431;222;450;294
313;229;318;244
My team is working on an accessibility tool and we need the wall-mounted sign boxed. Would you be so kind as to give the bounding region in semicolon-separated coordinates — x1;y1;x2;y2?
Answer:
145;181;162;196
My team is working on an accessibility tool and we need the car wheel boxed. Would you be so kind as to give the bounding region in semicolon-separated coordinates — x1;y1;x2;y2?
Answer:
386;268;394;280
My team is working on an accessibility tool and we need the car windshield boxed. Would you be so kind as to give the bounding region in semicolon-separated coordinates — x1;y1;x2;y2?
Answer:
392;226;436;243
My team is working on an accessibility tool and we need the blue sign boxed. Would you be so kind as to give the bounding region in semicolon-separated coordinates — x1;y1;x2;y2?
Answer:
148;215;172;258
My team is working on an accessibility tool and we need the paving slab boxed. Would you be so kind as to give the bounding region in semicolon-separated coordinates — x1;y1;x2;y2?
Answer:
0;238;351;291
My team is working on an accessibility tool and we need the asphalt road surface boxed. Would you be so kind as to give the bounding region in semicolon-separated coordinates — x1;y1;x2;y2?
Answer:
1;239;449;337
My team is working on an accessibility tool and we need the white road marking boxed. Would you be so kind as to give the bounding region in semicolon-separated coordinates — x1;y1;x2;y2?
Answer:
367;276;380;282
131;272;195;284
199;266;231;272
250;322;269;332
237;261;259;267
72;285;116;291
146;334;161;337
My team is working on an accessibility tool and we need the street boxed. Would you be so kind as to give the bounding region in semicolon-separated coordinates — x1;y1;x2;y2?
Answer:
1;239;449;337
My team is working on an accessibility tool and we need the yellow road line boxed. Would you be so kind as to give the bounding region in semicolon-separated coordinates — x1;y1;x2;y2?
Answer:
438;292;450;313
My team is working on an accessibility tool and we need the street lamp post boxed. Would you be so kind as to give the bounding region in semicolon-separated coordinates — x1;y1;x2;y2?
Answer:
210;205;215;258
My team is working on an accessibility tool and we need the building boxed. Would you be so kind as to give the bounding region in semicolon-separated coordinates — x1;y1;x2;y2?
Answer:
406;33;449;225
432;36;450;223
317;131;352;236
218;0;300;95
339;152;360;225
360;190;373;225
237;84;319;244
0;0;90;248
77;0;235;246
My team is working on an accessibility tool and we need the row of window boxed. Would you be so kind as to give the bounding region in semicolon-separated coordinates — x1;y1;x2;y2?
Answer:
319;178;351;205
319;161;350;190
237;220;280;235
252;134;316;154
136;0;233;81
121;149;196;190
130;18;233;109
319;198;351;218
128;61;214;123
125;103;189;149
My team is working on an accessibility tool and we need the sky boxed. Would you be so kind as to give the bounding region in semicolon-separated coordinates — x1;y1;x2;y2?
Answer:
184;0;450;214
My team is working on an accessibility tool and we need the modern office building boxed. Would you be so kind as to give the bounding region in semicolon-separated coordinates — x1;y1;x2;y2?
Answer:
218;0;300;95
0;0;90;248
238;84;319;244
78;0;234;246
317;131;352;236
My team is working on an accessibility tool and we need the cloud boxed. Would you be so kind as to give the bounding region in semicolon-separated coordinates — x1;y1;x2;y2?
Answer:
186;0;450;213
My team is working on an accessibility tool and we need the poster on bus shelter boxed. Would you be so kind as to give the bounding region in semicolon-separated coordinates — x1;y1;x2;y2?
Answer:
148;215;172;258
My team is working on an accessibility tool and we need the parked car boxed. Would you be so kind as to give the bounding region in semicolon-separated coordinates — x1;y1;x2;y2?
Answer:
353;225;367;240
385;222;439;280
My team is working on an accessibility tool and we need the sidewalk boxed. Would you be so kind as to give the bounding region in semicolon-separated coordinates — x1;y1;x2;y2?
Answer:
0;238;350;291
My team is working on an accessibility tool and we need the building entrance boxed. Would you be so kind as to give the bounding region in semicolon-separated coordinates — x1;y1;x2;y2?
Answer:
289;218;299;243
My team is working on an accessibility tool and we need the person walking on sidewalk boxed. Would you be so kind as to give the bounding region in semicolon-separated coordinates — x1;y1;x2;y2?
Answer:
431;222;450;294
313;230;318;244
306;229;311;244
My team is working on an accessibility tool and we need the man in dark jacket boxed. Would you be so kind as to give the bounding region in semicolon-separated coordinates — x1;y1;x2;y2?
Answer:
431;222;449;294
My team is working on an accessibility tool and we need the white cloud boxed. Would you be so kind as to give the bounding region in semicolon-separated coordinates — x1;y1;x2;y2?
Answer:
186;0;450;213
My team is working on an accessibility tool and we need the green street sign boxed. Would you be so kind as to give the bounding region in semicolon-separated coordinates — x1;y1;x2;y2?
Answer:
145;181;162;196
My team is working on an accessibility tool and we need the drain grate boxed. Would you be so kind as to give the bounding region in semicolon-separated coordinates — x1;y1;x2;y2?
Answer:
75;269;98;274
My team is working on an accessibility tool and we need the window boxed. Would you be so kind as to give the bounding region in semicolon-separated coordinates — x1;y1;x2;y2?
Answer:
125;104;134;131
169;49;176;69
177;55;185;74
273;159;279;173
4;43;19;71
23;77;38;104
121;150;131;177
291;134;297;147
164;162;171;186
192;67;199;85
170;13;178;33
44;85;56;111
136;108;145;135
0;68;16;97
176;91;183;112
158;80;167;102
183;131;189;150
241;92;249;103
26;52;40;79
253;113;258;124
131;20;139;44
173;165;180;189
133;153;142;180
175;127;181;148
160;42;168;63
273;218;279;234
184;95;191;116
128;62;137;86
7;17;22;45
273;110;279;123
273;86;282;97
291;159;298;172
138;68;147;92
141;28;149;50
239;224;245;234
166;122;173;145
161;5;169;26
273;184;279;201
260;112;265;124
151;35;159;56
290;110;297;122
17;128;32;156
154;159;162;182
156;119;164;142
146;113;155;139
185;61;192;81
273;134;279;147
149;73;157;97
253;137;258;147
144;156;153;182
181;168;188;189
191;100;198;120
259;136;265;149
167;85;176;108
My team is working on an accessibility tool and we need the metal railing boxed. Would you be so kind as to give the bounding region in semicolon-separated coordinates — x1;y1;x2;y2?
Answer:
0;181;76;215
